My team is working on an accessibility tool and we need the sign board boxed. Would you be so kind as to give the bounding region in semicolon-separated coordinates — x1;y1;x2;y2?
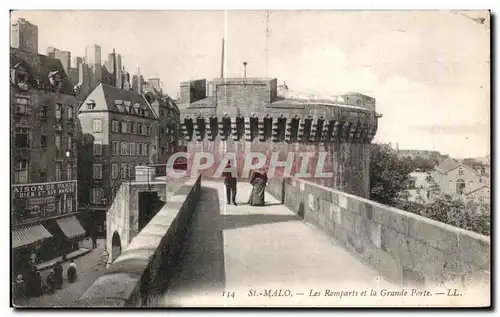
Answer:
12;180;77;225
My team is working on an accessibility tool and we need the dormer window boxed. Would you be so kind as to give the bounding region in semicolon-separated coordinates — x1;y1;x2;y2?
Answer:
12;64;29;90
86;99;96;110
48;70;63;90
458;167;464;176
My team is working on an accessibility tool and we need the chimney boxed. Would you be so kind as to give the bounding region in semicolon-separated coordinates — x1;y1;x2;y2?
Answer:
77;62;84;87
137;67;142;95
112;48;117;87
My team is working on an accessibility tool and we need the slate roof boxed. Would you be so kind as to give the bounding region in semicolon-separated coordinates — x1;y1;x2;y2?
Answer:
435;157;461;174
101;84;156;116
10;47;75;95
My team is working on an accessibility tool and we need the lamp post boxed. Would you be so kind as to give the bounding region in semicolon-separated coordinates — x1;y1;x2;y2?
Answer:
243;62;247;79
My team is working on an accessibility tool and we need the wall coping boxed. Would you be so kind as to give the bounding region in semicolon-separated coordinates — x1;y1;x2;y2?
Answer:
276;175;490;244
73;174;201;307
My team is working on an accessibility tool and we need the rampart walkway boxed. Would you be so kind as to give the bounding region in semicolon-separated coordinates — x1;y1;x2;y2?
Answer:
152;181;394;307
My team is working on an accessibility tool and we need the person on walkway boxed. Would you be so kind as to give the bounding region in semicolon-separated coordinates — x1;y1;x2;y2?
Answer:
248;163;269;206
53;261;63;289
91;228;98;249
67;260;77;283
223;162;238;206
30;251;37;266
45;271;55;294
14;274;26;301
32;271;43;297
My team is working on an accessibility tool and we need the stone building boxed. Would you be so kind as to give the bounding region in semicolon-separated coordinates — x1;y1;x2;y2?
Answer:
10;17;38;54
10;47;85;269
77;83;166;232
432;158;490;204
179;78;380;198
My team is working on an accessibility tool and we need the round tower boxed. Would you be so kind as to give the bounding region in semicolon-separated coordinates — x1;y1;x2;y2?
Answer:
178;78;380;198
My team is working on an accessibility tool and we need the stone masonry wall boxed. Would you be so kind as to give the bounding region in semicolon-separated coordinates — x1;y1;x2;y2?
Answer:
75;174;201;307
267;176;490;292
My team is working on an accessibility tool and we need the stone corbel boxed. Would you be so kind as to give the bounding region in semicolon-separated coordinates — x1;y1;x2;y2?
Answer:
285;118;294;142
321;119;331;142
231;117;238;140
205;117;213;141
244;117;252;141
297;118;305;141
258;117;265;142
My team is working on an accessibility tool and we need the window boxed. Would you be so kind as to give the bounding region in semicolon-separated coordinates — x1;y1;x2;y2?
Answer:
66;163;72;180
138;123;143;135
129;164;134;179
55;162;62;181
14;160;28;184
93;164;102;179
112;141;119;155
121;142;128;155
15;97;31;115
40;106;48;119
91;188;104;204
40;135;47;148
121;163;127;179
93;141;102;156
15;127;30;148
121;121;128;133
130;142;136;156
55;103;62;120
112;163;119;179
145;125;149;136
142;143;148;156
112;120;119;133
55;134;61;149
458;167;463;176
137;143;142;156
480;177;483;183
448;180;453;189
67;134;73;150
132;123;137;134
67;106;73;119
146;144;151;157
93;119;102;133
86;101;96;110
66;198;73;213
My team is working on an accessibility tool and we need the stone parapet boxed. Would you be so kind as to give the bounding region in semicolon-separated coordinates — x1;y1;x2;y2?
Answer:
74;174;202;307
266;175;491;296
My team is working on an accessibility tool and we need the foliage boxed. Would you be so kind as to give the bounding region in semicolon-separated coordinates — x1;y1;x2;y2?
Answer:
370;144;414;205
370;144;490;236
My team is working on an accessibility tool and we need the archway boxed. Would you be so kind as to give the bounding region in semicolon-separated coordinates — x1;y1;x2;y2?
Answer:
111;231;122;262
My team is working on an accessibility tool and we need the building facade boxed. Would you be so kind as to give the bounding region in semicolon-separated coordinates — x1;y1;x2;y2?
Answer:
432;158;490;204
11;18;38;54
179;78;380;198
77;83;162;232
11;47;85;271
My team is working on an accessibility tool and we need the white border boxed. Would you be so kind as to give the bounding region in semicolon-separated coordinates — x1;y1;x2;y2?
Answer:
1;1;497;316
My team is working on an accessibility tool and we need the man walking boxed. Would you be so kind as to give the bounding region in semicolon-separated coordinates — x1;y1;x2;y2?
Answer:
223;162;238;206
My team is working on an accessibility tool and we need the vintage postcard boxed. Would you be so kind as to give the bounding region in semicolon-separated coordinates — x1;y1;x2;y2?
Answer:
10;10;490;308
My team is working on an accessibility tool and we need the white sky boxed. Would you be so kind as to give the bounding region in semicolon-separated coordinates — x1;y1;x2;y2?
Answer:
10;10;490;158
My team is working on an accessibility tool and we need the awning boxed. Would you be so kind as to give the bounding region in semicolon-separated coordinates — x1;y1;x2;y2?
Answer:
56;216;86;240
12;224;53;249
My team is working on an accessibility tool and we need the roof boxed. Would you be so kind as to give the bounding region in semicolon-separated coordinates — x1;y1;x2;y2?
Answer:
80;83;157;118
466;184;490;195
10;47;75;95
435;157;461;173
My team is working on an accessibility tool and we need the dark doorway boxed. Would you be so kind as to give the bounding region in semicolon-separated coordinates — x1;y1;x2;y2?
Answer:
111;231;121;262
138;192;166;232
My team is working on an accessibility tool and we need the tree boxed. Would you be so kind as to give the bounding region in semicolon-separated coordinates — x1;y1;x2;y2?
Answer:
370;144;490;236
370;144;414;205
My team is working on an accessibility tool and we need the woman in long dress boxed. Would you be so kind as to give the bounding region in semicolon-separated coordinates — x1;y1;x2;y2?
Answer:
248;166;268;206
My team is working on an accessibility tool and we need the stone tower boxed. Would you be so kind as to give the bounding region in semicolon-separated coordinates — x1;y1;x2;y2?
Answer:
178;78;380;198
